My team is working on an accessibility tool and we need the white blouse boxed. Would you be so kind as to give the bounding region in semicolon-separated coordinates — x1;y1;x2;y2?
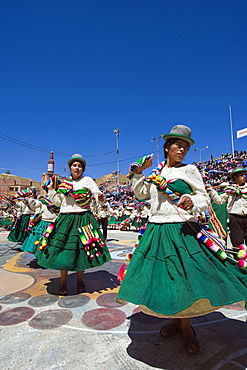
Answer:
132;164;210;223
48;176;102;214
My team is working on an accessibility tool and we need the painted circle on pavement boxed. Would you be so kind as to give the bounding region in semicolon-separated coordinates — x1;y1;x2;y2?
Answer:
28;294;59;307
0;307;35;326
82;308;126;330
0;293;31;304
58;295;90;308
29;309;73;330
96;293;126;308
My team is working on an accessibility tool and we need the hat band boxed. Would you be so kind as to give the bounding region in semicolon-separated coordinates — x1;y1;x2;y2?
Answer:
163;133;195;146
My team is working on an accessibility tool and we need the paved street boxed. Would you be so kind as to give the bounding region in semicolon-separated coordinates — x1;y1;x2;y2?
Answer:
0;227;247;370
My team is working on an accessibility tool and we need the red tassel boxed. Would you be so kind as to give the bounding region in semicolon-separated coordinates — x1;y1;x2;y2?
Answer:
117;263;126;283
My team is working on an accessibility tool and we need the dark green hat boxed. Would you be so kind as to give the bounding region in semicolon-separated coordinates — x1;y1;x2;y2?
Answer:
163;124;195;146
67;154;86;168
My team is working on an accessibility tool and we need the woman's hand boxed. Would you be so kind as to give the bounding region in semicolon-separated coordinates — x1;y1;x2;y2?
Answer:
47;181;54;190
177;196;193;211
205;184;213;192
135;159;153;174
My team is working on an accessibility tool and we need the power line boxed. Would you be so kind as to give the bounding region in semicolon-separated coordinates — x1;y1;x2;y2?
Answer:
87;154;150;166
0;132;151;167
0;153;150;172
0;133;115;157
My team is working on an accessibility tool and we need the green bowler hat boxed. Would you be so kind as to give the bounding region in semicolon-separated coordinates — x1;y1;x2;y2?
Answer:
67;153;86;167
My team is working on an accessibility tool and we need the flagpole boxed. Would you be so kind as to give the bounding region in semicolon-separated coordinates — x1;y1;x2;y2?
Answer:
229;105;235;157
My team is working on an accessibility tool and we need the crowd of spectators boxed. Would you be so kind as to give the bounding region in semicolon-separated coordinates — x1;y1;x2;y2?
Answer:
98;183;135;206
195;150;247;186
96;150;247;206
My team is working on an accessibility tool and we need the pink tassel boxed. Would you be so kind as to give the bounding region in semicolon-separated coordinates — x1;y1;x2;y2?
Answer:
117;263;126;283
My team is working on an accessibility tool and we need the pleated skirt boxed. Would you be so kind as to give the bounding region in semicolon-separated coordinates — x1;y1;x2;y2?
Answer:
7;214;31;243
116;222;247;318
35;212;111;271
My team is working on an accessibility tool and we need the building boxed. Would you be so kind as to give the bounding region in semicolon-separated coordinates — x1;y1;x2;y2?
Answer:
0;152;129;199
0;173;41;198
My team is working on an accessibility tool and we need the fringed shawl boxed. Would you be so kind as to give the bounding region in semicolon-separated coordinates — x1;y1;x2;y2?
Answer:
57;177;92;209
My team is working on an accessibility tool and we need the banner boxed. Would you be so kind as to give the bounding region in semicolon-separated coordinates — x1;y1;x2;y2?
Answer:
237;128;247;139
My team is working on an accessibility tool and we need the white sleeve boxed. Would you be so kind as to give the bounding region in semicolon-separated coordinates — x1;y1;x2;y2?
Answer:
208;189;229;205
48;189;63;207
28;198;42;211
132;174;151;199
84;177;102;203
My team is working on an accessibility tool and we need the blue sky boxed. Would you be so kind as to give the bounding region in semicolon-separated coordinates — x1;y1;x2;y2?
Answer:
0;0;246;182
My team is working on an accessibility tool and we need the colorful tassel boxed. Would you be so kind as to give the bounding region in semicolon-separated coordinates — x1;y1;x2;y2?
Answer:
35;223;55;251
78;224;105;260
117;263;127;283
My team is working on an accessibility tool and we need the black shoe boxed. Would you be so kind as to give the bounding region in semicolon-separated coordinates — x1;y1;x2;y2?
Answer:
58;285;67;296
77;281;86;294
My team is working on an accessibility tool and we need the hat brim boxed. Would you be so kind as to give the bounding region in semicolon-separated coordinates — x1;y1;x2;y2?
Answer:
162;133;195;146
68;157;86;167
229;169;247;177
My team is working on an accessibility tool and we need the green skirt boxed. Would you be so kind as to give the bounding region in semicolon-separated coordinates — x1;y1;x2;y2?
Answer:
7;214;31;243
108;215;119;225
131;216;142;228
116;222;247;318
119;215;128;222
21;220;51;254
209;201;228;237
35;211;111;271
0;217;15;227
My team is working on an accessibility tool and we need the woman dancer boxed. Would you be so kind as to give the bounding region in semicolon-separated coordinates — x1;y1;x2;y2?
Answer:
117;125;247;355
7;190;33;243
35;154;111;296
21;193;58;254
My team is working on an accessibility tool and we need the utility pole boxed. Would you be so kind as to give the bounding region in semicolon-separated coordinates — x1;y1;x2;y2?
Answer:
194;148;198;163
199;146;209;162
113;128;120;194
229;105;235;157
151;134;163;164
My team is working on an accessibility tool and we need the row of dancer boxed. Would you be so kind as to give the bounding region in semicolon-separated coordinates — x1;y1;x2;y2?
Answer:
93;199;150;236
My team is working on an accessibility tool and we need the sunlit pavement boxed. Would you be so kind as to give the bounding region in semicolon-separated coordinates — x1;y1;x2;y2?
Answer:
0;227;247;370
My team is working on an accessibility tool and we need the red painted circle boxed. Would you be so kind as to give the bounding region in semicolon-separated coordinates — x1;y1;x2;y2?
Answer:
96;293;126;308
0;307;35;326
132;307;141;314
82;308;126;330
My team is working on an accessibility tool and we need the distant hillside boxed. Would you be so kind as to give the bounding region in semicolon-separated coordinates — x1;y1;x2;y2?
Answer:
95;173;129;186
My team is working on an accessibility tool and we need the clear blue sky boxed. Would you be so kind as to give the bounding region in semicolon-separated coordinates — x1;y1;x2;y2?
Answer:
0;0;246;182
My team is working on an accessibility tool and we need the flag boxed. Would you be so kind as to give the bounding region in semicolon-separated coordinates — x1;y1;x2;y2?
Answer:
237;128;247;139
